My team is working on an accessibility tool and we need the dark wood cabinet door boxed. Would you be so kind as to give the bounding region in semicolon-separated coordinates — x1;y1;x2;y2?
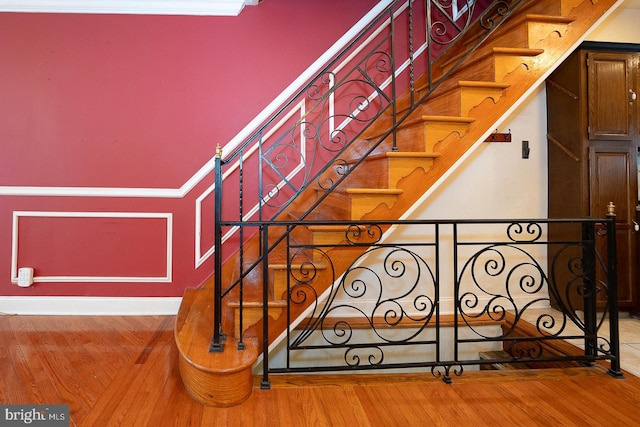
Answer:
589;144;637;308
587;50;638;312
587;52;635;140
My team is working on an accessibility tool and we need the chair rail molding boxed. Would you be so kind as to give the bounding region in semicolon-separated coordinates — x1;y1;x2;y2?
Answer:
0;0;261;16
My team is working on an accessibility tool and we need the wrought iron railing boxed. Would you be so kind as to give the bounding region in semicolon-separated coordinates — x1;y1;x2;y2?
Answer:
212;0;527;351
241;217;621;386
209;1;625;389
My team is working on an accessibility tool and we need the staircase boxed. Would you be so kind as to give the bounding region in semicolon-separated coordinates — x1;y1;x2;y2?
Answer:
175;0;622;407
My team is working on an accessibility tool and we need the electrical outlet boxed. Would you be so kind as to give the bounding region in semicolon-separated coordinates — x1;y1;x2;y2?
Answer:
17;267;34;287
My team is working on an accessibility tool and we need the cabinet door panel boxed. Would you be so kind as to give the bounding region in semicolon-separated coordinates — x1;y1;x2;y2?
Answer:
590;145;637;308
589;148;635;222
587;52;634;140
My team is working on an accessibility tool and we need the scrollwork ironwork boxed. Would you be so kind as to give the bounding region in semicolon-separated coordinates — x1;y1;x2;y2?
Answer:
345;346;384;367
431;364;463;384
506;222;543;242
458;243;548;338
346;224;384;245
290;245;437;356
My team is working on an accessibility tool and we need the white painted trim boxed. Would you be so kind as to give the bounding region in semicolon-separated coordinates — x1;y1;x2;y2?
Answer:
0;186;181;198
0;296;182;315
11;211;173;284
0;0;254;16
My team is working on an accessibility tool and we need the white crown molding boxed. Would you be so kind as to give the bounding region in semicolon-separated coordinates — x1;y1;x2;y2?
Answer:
0;0;260;16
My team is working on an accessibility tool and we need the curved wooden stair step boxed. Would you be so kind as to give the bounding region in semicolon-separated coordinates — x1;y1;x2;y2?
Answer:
175;287;259;407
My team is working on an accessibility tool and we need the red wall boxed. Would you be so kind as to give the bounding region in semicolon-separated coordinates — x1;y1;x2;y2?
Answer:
0;0;378;297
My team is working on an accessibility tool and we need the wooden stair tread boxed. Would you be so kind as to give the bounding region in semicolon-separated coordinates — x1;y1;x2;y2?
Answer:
269;262;327;270
340;150;441;165
421;115;475;123
363;152;441;163
458;80;511;89
492;47;545;56
385;152;442;159
346;188;403;195
525;13;575;25
227;300;288;308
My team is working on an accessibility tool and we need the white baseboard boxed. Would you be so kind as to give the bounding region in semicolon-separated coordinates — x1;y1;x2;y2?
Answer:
0;296;182;315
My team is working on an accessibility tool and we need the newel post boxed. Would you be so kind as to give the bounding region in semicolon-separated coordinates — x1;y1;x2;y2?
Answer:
210;144;225;353
606;202;623;377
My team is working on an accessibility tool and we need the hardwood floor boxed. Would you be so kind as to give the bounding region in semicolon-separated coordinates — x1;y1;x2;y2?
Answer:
2;314;640;426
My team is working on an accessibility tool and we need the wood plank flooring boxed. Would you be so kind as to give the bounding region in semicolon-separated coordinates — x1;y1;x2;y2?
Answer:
2;314;640;426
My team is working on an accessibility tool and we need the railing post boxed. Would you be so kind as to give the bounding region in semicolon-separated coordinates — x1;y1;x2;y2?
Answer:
606;202;623;377
210;145;225;353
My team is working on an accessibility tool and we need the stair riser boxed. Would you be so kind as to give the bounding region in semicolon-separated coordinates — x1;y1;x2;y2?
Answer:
493;52;543;81
337;157;393;190
349;193;400;219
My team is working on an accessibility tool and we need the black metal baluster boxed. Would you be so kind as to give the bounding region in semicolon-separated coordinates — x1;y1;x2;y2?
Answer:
582;219;596;361
261;223;271;389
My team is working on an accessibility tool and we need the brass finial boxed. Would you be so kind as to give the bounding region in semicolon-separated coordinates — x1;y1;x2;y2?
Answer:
607;201;616;217
215;144;222;159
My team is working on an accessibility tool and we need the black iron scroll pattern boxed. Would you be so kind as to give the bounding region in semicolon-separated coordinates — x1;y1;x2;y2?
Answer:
548;241;612;356
478;1;518;31
456;223;556;361
290;235;437;369
458;223;549;331
260;48;394;211
457;222;612;361
429;0;478;48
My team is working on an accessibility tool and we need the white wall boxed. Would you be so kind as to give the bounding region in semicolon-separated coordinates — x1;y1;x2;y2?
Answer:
409;85;547;221
586;7;640;43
